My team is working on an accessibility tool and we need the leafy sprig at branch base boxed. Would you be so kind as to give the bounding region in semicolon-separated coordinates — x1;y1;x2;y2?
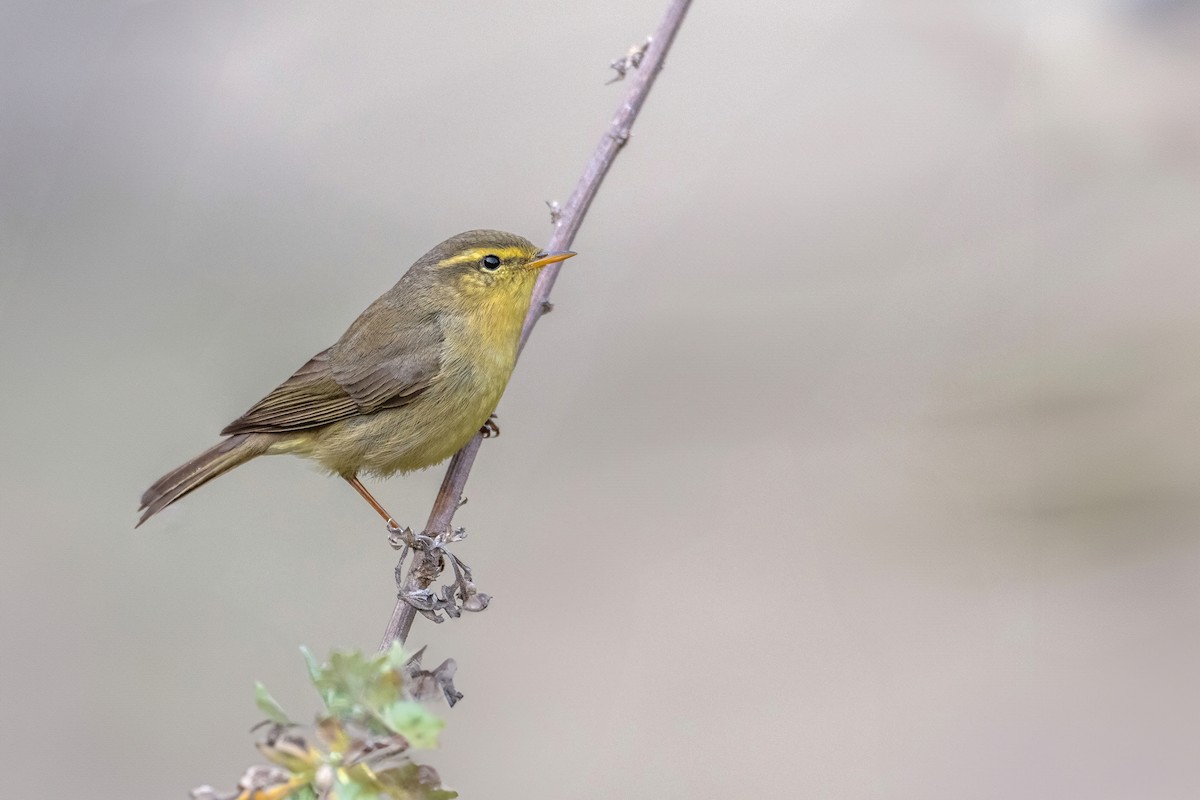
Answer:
192;644;458;800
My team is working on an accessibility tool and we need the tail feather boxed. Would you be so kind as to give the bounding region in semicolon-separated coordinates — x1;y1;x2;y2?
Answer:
138;434;266;526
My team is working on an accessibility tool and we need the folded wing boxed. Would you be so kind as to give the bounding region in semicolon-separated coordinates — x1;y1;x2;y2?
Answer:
221;309;443;435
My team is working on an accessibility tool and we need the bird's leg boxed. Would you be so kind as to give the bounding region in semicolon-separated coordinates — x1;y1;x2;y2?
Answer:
342;475;489;620
479;412;500;438
343;474;409;535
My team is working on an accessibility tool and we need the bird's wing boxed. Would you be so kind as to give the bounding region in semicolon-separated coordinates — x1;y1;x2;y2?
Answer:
220;310;444;435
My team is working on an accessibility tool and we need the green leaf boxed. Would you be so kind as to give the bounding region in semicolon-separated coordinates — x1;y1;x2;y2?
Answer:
382;640;410;673
301;646;337;711
293;786;320;800
305;649;407;724
254;681;293;725
379;702;445;749
301;646;322;683
299;647;445;750
332;776;365;800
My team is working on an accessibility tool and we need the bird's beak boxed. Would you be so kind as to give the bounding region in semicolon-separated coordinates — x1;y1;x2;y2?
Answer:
527;250;576;270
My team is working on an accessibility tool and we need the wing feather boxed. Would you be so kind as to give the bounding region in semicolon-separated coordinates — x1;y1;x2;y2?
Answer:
220;307;444;435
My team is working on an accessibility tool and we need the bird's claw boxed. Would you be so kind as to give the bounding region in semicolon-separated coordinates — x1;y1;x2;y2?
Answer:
479;413;500;439
386;520;415;550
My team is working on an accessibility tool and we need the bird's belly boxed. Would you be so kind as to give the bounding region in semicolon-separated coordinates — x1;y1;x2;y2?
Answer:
295;357;511;477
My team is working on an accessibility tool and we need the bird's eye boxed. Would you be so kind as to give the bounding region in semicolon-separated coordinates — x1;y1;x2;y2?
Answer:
480;254;502;271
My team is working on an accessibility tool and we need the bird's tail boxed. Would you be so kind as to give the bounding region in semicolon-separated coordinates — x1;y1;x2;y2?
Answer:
138;434;268;526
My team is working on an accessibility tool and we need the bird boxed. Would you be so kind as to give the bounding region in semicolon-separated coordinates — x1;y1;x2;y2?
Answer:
138;229;575;528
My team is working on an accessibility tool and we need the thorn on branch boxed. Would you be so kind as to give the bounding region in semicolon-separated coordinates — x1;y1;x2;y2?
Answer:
542;300;555;315
546;199;562;224
606;36;652;84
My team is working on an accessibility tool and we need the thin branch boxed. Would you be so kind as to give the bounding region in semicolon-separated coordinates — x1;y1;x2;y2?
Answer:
379;0;694;650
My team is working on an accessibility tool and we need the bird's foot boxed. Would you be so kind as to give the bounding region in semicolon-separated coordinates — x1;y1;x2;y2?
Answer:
479;413;500;438
388;522;465;552
386;519;423;550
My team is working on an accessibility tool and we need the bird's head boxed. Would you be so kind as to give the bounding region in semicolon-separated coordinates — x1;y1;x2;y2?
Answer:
415;229;575;302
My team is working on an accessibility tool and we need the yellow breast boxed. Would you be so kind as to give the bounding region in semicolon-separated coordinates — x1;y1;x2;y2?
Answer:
281;275;534;477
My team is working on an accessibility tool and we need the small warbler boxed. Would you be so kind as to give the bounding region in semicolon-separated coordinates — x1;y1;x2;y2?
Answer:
138;229;575;527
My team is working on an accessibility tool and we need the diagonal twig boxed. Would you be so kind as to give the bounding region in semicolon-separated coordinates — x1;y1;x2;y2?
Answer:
379;0;694;650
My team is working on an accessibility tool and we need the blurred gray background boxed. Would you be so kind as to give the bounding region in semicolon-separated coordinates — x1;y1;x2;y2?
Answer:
3;1;1200;797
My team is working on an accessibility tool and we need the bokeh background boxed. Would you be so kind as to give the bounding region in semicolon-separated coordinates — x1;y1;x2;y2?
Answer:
3;1;1200;797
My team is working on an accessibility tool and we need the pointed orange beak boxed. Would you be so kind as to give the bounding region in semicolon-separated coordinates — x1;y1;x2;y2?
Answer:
527;250;576;270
